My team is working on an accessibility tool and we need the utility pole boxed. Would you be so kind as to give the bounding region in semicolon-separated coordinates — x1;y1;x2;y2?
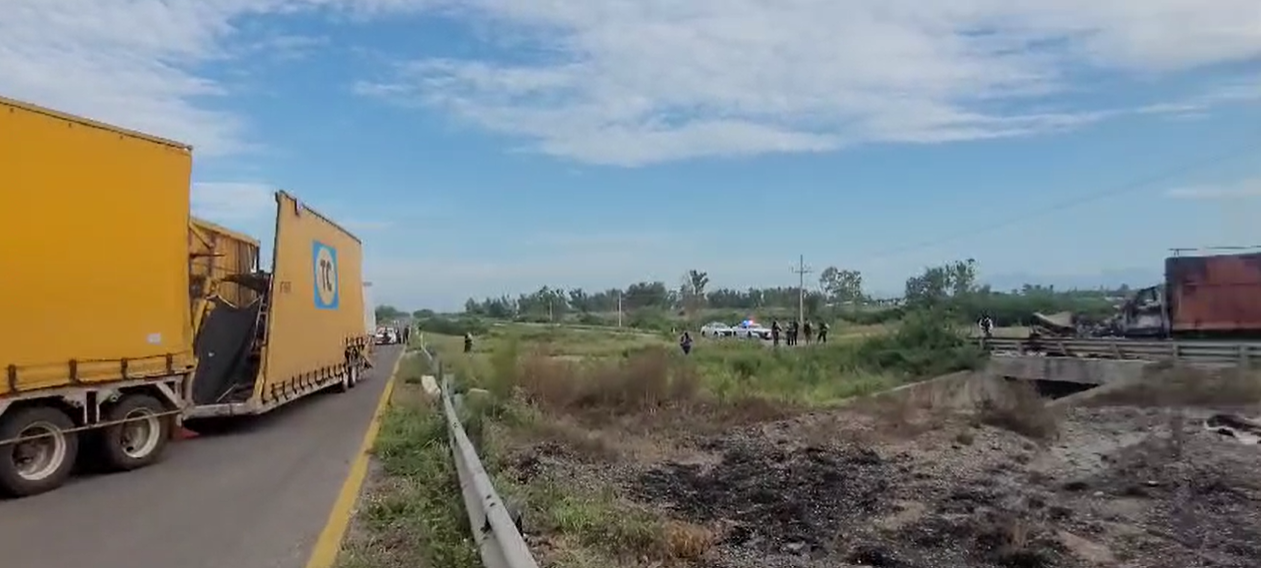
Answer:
617;293;623;328
792;254;813;324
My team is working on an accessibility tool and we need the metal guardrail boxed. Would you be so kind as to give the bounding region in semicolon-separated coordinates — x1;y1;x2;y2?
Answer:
975;337;1261;364
420;345;540;568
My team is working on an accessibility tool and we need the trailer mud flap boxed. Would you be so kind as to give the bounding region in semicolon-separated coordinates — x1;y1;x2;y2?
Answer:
191;298;262;405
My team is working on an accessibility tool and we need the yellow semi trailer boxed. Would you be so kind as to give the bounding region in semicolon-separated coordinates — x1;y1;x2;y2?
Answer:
0;96;371;497
184;191;371;421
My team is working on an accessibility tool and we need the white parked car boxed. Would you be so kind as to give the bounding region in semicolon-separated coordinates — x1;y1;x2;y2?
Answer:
700;321;733;337
732;322;772;340
375;327;399;345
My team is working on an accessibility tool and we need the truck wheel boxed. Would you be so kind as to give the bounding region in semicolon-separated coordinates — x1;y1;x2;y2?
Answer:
0;406;79;497
99;394;171;472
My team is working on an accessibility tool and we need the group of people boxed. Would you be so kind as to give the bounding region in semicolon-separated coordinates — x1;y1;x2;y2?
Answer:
678;318;832;355
770;319;828;346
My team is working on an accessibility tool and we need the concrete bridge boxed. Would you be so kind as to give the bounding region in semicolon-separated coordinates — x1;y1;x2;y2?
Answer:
977;337;1255;386
985;355;1158;386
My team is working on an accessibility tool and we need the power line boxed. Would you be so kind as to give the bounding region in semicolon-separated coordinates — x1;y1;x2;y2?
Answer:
853;132;1261;265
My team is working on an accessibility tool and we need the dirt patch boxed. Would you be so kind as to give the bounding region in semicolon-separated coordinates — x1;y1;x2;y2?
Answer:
619;406;1261;568
635;440;896;556
630;427;1074;568
487;365;1261;568
1058;411;1261;567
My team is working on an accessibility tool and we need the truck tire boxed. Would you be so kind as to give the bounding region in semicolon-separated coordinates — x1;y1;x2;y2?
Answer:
98;394;171;472
0;406;79;497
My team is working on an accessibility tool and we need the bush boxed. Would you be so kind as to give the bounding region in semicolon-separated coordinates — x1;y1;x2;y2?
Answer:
851;309;983;377
414;316;490;337
627;310;675;333
835;306;905;326
504;346;702;414
449;308;985;411
437;336;694;413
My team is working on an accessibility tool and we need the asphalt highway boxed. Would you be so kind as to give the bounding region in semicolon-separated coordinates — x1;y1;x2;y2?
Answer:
0;345;403;568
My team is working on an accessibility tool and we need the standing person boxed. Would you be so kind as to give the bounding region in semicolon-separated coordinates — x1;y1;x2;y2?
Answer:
463;332;474;353
979;314;995;339
679;331;694;355
789;320;799;346
771;320;782;347
802;321;813;345
817;321;829;343
401;325;411;345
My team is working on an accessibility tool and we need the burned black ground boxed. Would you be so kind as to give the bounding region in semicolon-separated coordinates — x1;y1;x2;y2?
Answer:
636;440;896;556
632;432;1086;568
623;406;1261;568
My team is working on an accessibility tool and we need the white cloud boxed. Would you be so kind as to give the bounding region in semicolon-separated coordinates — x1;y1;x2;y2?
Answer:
356;0;1261;165
191;181;277;221
1165;178;1261;200
0;0;433;156
8;1;1254;167
1136;74;1261;118
238;34;332;63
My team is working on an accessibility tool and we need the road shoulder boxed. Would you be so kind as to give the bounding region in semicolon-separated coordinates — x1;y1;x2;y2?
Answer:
304;351;404;568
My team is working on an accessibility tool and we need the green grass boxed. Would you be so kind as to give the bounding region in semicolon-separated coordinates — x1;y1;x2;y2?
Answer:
390;313;984;567
513;479;678;561
342;314;984;568
484;460;713;567
336;356;479;568
689;341;895;405
420;313;983;409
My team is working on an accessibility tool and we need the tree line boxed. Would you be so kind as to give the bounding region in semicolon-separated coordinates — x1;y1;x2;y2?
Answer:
436;259;1133;328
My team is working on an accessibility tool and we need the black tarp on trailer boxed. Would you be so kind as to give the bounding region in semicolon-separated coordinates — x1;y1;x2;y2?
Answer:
191;298;262;405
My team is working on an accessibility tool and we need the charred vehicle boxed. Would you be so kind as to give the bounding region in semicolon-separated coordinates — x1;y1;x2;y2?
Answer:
1030;249;1261;340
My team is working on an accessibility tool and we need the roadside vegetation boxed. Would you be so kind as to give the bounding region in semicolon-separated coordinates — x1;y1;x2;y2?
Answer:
423;308;983;408
347;310;1261;567
394;306;988;567
352;257;1108;567
336;351;480;568
349;258;1261;567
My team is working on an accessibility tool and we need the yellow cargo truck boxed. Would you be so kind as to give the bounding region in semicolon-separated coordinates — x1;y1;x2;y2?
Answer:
0;96;371;497
184;191;371;422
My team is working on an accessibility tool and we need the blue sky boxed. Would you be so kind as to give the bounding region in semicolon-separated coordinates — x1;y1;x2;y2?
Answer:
4;1;1259;310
